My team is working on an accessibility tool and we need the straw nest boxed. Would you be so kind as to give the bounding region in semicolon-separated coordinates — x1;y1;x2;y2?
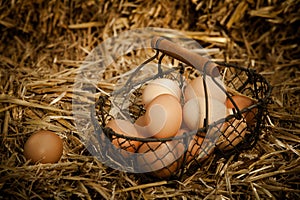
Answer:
0;0;299;199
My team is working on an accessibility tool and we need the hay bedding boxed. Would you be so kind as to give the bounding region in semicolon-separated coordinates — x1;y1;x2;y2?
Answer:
0;0;299;199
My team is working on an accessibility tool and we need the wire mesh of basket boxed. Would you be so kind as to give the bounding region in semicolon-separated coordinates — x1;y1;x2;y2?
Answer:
73;29;271;180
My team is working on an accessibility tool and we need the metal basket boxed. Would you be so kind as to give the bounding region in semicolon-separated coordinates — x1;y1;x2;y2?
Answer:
73;30;271;180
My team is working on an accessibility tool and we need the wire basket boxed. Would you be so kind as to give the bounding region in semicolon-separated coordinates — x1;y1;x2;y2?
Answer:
73;28;271;180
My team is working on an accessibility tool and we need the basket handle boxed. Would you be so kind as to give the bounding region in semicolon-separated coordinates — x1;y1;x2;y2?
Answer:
151;36;219;77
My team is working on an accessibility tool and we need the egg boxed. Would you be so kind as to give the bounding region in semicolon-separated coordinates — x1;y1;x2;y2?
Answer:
183;97;227;131
216;118;248;150
145;94;182;138
225;95;257;124
142;78;181;106
184;76;226;103
106;119;140;152
176;129;213;163
186;136;205;163
24;130;63;164
134;115;151;138
137;140;184;178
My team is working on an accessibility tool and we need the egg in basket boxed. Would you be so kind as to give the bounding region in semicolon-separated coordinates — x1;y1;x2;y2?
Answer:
72;28;271;179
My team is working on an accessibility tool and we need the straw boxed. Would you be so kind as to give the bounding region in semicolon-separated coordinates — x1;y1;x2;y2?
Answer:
0;0;299;199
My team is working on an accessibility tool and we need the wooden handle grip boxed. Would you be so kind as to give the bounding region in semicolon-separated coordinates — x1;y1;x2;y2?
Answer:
151;36;219;77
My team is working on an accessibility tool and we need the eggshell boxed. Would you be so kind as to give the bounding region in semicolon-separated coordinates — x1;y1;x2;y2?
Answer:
145;94;182;138
184;76;226;103
134;115;151;137
142;78;181;106
186;135;205;162
106;119;140;152
183;97;227;131
184;76;205;102
216;119;248;150
24;130;63;164
176;129;213;164
137;140;184;178
226;95;257;124
226;95;253;109
195;138;215;162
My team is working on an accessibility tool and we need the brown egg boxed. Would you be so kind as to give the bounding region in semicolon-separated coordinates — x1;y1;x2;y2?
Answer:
106;119;140;152
225;95;257;124
152;162;178;178
24;130;63;164
145;94;182;138
216;119;248;151
176;129;213;163
184;76;205;102
142;78;181;106
137;140;184;178
135;115;147;127
184;76;226;103
186;135;205;163
134;115;151;138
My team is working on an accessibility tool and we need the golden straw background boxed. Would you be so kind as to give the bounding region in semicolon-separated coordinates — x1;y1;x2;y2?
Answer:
0;0;299;199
